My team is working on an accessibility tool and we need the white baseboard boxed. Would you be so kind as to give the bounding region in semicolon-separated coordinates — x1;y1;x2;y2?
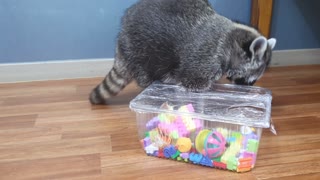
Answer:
0;49;319;83
271;48;320;67
0;59;114;83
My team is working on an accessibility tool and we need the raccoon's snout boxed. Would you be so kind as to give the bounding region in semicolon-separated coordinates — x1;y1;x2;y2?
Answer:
235;78;256;86
228;77;256;86
248;80;256;86
234;78;246;85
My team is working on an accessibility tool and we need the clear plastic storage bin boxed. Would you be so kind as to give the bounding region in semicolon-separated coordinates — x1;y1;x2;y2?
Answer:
129;82;273;173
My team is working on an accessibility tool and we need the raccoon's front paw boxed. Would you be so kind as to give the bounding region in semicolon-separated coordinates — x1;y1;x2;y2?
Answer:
181;77;211;92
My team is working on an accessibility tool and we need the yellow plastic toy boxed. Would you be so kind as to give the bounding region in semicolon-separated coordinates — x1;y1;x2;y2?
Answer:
176;137;192;153
195;129;211;154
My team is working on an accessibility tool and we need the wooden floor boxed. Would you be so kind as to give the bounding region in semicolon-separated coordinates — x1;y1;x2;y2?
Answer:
0;65;320;180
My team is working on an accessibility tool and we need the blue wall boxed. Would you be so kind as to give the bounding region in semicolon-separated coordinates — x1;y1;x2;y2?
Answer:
0;0;251;63
0;0;137;63
2;0;319;63
210;0;252;24
270;0;320;50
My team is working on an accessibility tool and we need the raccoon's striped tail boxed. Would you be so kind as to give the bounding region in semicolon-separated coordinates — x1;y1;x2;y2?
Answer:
89;67;131;105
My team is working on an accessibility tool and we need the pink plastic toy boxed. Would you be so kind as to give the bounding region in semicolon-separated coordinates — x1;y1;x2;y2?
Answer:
203;131;227;158
155;104;203;139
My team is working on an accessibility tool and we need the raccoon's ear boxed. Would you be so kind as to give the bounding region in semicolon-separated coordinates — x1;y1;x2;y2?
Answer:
268;38;277;50
250;36;268;60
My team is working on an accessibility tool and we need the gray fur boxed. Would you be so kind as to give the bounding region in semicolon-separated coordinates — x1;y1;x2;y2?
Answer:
89;0;276;104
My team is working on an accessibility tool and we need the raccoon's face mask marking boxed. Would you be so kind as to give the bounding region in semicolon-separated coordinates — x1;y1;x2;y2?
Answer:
227;36;277;86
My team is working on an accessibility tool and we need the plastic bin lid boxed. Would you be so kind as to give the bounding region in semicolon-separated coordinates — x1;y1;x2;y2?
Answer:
129;82;272;128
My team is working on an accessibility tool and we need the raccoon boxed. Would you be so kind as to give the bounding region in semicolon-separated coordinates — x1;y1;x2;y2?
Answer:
89;0;277;105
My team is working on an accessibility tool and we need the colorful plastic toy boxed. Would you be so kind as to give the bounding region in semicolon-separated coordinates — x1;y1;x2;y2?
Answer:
237;158;253;172
195;130;227;158
158;149;164;158
227;156;238;171
213;161;227;170
195;129;211;154
241;126;254;135
146;117;160;130
241;151;257;165
144;104;204;149
200;156;213;167
164;145;177;159
242;133;259;149
189;153;203;164
247;139;259;153
141;103;264;173
145;144;159;155
203;131;227;158
178;153;189;162
180;153;189;159
171;150;181;159
176;137;192;153
143;137;152;147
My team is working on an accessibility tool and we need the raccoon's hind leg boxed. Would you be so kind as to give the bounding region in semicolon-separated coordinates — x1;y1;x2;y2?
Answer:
89;51;132;105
